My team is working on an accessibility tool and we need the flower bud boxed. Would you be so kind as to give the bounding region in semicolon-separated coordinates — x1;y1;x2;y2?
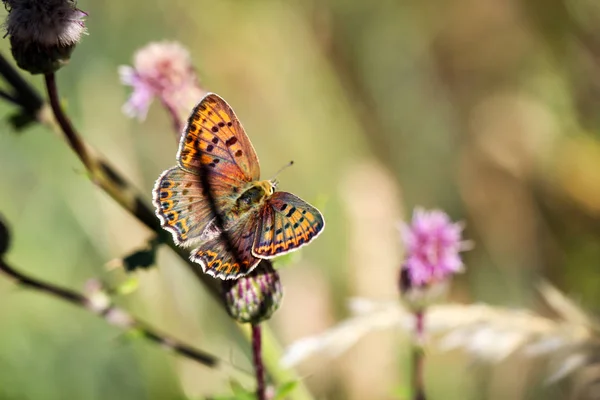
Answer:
222;260;283;324
3;0;87;74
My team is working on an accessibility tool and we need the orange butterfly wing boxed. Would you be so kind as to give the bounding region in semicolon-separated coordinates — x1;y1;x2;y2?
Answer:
152;166;213;246
172;93;264;277
190;210;262;279
253;192;325;258
177;93;260;189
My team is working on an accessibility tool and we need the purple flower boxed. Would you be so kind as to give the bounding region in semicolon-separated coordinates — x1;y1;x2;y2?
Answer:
119;41;205;131
400;208;470;287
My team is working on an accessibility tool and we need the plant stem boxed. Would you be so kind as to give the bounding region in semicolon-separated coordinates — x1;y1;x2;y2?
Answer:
42;71;221;298
160;97;184;139
240;324;314;400
0;60;313;398
45;72;93;169
0;256;233;371
412;310;426;400
252;324;266;400
0;53;43;113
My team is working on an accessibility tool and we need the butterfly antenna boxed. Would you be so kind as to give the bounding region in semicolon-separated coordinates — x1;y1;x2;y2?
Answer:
269;160;294;182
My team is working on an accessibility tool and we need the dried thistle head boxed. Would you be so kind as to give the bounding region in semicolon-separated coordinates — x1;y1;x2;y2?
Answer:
3;0;87;74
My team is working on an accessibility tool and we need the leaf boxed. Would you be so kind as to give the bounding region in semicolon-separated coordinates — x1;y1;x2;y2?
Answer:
273;381;298;400
115;276;139;295
6;110;37;132
272;250;301;269
108;237;161;272
229;380;255;400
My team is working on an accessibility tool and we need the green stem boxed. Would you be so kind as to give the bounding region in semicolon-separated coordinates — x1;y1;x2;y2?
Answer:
412;310;426;400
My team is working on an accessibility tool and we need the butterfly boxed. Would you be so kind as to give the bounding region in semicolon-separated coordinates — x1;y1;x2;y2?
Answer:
152;93;325;280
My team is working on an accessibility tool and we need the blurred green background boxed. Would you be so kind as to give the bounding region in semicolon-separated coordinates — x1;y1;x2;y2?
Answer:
1;0;600;399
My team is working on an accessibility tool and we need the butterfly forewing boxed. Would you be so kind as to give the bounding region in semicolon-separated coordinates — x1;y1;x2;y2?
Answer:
152;167;214;245
253;192;325;258
190;210;261;279
177;93;260;184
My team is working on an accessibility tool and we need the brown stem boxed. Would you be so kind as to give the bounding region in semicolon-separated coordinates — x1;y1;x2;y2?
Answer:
0;257;232;371
0;53;43;113
45;72;93;169
252;324;266;400
42;71;221;298
412;310;426;400
160;97;184;140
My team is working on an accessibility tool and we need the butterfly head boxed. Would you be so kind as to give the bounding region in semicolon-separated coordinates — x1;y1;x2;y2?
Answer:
232;180;276;215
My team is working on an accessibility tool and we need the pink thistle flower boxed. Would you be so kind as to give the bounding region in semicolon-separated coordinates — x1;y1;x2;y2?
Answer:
119;41;205;133
399;208;471;287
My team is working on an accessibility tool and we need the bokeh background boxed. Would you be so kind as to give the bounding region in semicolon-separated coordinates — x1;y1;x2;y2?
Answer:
1;0;600;399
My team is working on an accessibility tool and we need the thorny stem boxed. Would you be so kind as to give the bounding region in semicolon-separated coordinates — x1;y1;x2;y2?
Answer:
0;257;233;371
412;310;426;400
252;324;266;400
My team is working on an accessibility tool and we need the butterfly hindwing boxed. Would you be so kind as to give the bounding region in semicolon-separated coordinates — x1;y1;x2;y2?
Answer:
177;93;260;188
190;210;262;279
152;167;214;246
253;192;325;258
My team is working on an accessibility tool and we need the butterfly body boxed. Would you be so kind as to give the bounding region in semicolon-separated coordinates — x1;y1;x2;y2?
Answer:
228;180;275;220
153;93;325;280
